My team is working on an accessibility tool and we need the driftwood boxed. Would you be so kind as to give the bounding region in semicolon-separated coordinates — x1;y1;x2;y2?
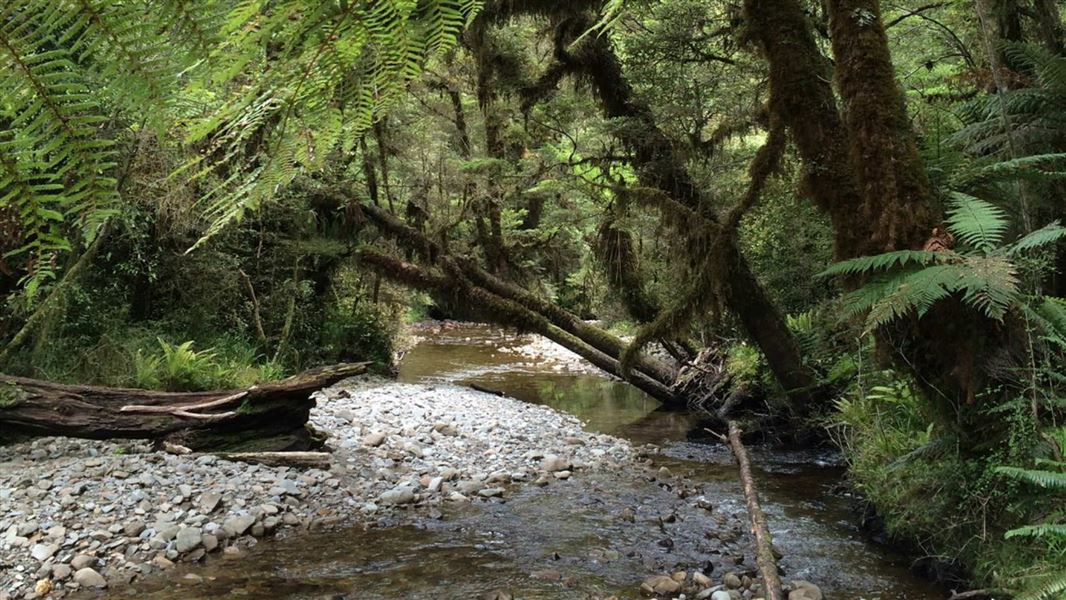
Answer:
213;451;331;469
0;362;369;451
726;421;784;600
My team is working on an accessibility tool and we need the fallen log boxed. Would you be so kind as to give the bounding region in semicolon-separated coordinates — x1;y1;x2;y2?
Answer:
726;420;784;600
0;362;369;451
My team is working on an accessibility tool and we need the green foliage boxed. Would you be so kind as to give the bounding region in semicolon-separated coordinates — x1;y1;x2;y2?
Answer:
132;338;283;392
993;428;1066;600
0;0;483;293
822;193;1065;331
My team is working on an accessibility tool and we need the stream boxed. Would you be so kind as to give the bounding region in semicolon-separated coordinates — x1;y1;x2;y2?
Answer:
108;323;950;599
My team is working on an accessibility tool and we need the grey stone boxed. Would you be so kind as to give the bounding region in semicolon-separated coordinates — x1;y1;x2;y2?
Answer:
378;485;417;505
175;527;202;553
30;543;58;562
222;515;256;538
73;567;107;589
70;554;95;570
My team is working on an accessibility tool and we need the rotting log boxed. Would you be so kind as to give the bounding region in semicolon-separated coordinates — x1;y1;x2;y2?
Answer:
0;363;369;451
726;421;784;600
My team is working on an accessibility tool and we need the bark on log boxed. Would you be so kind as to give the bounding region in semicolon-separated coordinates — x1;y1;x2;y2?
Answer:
0;363;369;451
726;421;784;600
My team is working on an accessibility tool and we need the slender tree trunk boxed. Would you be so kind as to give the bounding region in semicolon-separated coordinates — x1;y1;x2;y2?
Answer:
372;119;397;214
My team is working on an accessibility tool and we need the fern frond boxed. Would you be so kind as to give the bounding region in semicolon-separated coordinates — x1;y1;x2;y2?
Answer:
817;250;944;278
0;0;118;292
996;465;1066;489
1015;571;1066;600
1006;222;1066;255
953;255;1019;321
946;192;1009;252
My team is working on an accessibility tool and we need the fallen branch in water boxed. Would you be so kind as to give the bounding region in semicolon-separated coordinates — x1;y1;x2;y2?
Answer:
726;420;784;600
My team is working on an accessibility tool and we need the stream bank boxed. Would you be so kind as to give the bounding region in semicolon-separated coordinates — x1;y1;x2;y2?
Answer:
2;322;951;599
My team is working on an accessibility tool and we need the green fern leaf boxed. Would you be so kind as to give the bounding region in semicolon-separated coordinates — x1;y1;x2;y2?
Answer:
1006;222;1066;255
946;192;1009;252
996;465;1066;489
817;250;943;278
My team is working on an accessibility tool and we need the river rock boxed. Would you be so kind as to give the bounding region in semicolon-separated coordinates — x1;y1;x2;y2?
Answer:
175;527;202;553
379;485;417;505
198;492;222;513
789;581;823;600
70;554;95;570
30;543;58;562
73;567;107;589
540;455;570;472
478;487;505;498
641;574;682;596
222;515;256;537
724;572;742;589
52;564;71;580
693;572;712;588
363;432;387;447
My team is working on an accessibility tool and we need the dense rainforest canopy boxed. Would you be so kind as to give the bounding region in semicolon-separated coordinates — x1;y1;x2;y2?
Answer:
1;0;1065;596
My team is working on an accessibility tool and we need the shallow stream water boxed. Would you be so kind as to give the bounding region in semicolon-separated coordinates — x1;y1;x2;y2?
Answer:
107;323;950;599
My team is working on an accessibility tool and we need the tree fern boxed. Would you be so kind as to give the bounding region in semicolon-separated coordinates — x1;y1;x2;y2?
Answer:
822;191;1064;331
181;0;483;248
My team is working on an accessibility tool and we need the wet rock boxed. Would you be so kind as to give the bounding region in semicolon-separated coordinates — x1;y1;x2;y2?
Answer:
73;567;107;589
530;569;562;581
478;487;505;498
693;571;712;588
724;572;742;589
